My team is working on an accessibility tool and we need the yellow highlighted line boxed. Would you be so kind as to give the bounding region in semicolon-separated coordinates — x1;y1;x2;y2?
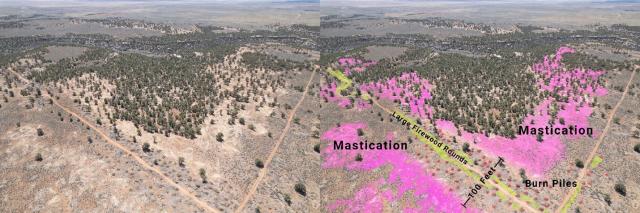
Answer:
393;110;476;179
327;67;353;96
559;183;582;213
395;109;544;212
324;67;543;213
590;156;603;169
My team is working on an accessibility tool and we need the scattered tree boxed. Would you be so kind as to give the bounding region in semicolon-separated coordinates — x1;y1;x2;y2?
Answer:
519;168;527;181
255;159;264;168
355;153;363;162
294;183;307;196
178;157;185;167
216;132;224;142
142;142;151;152
284;194;292;206
604;194;611;206
614;183;626;196
199;168;207;183
462;143;470;153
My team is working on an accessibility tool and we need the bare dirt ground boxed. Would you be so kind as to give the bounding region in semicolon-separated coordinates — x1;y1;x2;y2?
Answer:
0;71;208;212
43;46;88;62
363;46;406;61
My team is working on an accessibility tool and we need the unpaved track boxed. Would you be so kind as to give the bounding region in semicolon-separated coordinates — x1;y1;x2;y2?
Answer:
555;68;637;213
235;69;317;213
371;98;541;213
6;69;221;213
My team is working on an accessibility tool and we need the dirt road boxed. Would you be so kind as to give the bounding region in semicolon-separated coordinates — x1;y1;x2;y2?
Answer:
235;69;317;212
6;68;221;213
555;68;637;213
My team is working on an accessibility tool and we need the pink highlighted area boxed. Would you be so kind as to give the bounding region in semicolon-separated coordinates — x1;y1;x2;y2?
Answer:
319;58;376;110
337;57;377;76
319;82;352;108
360;72;434;118
320;47;607;211
322;123;475;212
318;82;371;110
436;47;607;176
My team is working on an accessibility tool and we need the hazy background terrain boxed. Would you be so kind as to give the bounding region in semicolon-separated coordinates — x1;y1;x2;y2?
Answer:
0;0;320;28
321;0;640;28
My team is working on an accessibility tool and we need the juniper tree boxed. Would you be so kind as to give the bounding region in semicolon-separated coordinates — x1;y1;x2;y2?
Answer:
199;168;207;183
255;159;264;168
178;157;185;167
216;133;224;142
142;143;151;152
294;183;307;196
614;183;626;196
355;153;363;162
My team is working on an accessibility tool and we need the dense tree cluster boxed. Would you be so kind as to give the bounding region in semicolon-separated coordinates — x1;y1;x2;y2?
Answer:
73;17;183;34
320;21;346;29
0;21;25;29
351;41;631;138
563;52;633;71
352;46;554;137
329;19;637;138
611;24;640;33
321;17;640;55
29;40;302;139
241;52;310;70
387;17;498;34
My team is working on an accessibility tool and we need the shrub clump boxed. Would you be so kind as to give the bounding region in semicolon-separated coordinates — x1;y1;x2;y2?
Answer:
142;143;151;152
255;159;264;168
614;183;626;196
294;183;307;196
